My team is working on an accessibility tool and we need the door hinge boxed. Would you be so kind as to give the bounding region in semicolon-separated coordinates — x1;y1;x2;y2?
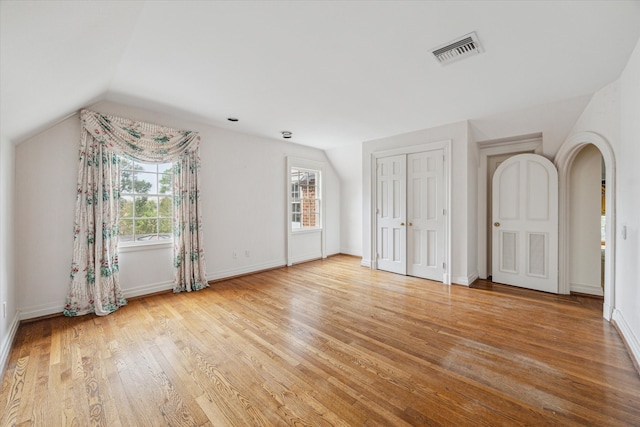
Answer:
442;262;446;269
442;208;446;215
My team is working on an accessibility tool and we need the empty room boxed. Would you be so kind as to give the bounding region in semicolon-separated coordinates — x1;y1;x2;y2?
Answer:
1;1;640;425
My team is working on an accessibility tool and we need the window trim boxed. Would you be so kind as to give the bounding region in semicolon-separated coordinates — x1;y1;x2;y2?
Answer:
286;157;325;266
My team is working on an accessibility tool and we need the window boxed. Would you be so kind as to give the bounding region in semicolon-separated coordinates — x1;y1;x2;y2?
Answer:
290;168;320;230
118;157;173;244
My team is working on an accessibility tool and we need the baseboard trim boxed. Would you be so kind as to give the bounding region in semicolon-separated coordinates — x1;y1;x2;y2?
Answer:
570;282;604;297
207;259;287;282
340;248;362;257
123;280;174;299
0;310;21;380
611;308;640;376
453;272;478;286
361;258;372;268
19;301;65;320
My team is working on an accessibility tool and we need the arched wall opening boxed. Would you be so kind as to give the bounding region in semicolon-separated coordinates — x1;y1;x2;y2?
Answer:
555;131;616;320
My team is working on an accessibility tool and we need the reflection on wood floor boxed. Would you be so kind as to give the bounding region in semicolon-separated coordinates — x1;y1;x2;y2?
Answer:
2;255;639;426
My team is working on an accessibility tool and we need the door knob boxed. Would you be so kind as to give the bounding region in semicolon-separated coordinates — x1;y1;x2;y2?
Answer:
400;222;405;226
494;222;500;227
409;222;413;226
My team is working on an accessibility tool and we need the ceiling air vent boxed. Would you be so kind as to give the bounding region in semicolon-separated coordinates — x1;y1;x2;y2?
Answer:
431;32;483;65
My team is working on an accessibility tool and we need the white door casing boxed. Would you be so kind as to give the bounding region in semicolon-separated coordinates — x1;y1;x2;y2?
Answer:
407;150;445;281
376;155;406;275
492;154;558;293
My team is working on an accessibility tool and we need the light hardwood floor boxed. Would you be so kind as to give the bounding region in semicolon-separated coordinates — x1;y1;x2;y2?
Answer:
1;255;639;426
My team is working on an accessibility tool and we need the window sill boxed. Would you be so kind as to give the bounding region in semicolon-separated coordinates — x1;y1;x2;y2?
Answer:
291;227;323;235
118;241;173;253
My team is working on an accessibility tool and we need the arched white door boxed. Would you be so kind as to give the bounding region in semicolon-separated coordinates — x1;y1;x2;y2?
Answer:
492;154;558;293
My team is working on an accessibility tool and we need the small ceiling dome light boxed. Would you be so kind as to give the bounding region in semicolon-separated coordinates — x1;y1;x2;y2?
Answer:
227;117;239;122
281;131;292;139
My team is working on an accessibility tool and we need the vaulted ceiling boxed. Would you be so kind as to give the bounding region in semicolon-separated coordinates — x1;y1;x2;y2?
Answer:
2;1;639;149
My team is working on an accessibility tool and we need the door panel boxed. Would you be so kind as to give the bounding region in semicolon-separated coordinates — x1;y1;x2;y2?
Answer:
492;154;558;293
407;150;445;281
376;155;406;274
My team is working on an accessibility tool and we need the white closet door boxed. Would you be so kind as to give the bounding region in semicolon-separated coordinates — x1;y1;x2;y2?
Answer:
407;150;445;281
492;154;558;293
376;155;406;275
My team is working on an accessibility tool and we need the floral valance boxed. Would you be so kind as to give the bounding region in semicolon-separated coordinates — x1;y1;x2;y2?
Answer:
81;109;201;162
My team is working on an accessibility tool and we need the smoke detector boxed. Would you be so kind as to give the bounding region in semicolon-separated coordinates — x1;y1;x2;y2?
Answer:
431;32;483;65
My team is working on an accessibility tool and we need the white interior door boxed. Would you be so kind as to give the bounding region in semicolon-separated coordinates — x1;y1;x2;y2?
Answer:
492;154;558;293
376;155;406;274
407;150;445;281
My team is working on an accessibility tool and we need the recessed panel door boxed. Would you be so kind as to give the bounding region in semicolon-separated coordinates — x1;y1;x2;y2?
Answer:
407;150;445;281
376;155;406;275
492;154;558;293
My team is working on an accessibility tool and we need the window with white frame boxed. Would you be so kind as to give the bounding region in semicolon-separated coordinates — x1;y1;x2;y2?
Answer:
118;157;173;244
290;168;321;230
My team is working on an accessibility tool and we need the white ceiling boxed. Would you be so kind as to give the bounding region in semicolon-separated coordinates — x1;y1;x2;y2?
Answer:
2;1;640;149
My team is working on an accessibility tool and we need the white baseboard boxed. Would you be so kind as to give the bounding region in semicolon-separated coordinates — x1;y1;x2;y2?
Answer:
1;310;21;378
123;280;174;298
569;282;604;296
340;247;362;257
612;308;640;372
207;259;286;282
289;253;323;266
19;301;65;320
453;272;478;286
361;258;372;268
19;280;175;321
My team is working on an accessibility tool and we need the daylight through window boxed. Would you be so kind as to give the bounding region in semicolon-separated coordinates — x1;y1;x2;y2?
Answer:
119;158;173;244
290;168;320;230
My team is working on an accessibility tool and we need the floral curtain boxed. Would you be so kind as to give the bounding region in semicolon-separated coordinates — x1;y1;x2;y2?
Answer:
64;110;207;316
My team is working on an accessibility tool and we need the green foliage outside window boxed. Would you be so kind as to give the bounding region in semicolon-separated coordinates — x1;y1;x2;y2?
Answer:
118;157;173;243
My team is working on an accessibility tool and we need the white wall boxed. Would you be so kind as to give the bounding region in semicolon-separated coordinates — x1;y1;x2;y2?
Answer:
326;142;361;256
15;101;341;319
566;37;640;363
362;120;475;285
568;144;603;295
469;94;592;158
617;37;640;361
0;138;17;372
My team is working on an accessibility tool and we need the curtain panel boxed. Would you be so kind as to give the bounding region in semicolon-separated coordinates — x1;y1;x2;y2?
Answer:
64;110;207;317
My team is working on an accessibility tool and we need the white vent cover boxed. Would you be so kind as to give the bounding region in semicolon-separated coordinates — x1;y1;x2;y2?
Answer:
431;32;483;65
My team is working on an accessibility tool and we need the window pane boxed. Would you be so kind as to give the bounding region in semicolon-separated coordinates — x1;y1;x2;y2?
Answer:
134;172;157;194
159;196;172;217
159;218;172;238
118;156;174;245
135;196;158;217
158;163;172;174
159;172;173;195
136;219;158;239
120;196;133;218
138;162;157;173
119;219;133;241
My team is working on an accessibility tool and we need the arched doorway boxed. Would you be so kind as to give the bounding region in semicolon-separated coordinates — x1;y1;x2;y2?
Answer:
555;132;616;320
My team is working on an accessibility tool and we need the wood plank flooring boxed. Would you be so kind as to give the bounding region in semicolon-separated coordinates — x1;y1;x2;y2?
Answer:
1;255;639;426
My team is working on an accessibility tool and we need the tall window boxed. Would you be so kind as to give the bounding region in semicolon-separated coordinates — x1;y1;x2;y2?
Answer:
119;158;173;244
290;168;320;230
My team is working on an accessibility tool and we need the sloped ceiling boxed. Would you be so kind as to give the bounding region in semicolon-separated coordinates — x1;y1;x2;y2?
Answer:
2;1;639;149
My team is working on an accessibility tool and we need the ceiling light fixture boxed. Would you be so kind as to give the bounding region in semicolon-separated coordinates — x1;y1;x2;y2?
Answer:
281;131;292;139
